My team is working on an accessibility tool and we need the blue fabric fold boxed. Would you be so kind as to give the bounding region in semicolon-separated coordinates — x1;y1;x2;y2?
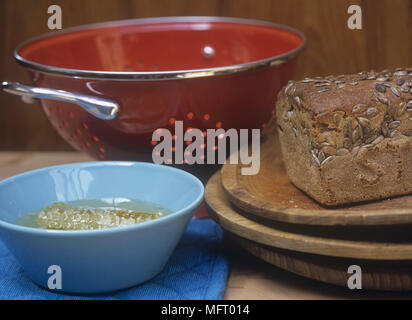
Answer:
0;219;228;300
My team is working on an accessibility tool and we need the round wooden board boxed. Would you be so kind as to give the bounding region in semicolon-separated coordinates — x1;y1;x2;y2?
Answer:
205;171;412;260
226;233;412;291
221;128;412;226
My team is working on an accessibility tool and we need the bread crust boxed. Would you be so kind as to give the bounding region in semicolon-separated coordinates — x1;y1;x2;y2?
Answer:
276;68;412;206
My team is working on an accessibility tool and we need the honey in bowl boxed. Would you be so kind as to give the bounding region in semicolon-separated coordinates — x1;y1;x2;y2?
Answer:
15;198;170;230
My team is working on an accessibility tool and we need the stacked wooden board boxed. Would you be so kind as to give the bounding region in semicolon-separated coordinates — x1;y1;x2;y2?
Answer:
205;128;412;291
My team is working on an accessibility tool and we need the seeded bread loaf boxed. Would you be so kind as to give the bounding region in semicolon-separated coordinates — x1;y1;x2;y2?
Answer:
276;68;412;206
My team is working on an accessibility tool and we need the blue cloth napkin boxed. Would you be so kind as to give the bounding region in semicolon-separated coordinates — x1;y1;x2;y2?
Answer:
0;219;228;300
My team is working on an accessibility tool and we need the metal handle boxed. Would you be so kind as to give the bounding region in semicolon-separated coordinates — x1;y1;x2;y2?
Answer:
1;81;119;120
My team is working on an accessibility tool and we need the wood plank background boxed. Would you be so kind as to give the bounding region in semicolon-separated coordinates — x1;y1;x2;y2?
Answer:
0;0;411;151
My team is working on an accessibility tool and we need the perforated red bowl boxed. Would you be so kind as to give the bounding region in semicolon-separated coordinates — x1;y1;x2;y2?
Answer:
3;17;305;161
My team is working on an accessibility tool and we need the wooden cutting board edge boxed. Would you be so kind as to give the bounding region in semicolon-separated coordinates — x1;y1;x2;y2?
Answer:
226;232;412;291
205;171;412;261
220;132;412;227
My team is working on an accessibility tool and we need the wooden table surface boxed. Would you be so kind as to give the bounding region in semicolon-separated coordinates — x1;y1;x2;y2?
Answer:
1;151;412;300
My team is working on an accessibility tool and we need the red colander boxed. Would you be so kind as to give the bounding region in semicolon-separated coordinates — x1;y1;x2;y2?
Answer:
2;16;305;161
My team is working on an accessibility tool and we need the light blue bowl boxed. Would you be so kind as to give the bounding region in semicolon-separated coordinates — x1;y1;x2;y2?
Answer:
0;161;204;294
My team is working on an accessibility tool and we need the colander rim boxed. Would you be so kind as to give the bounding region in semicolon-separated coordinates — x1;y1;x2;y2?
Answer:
14;16;306;81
